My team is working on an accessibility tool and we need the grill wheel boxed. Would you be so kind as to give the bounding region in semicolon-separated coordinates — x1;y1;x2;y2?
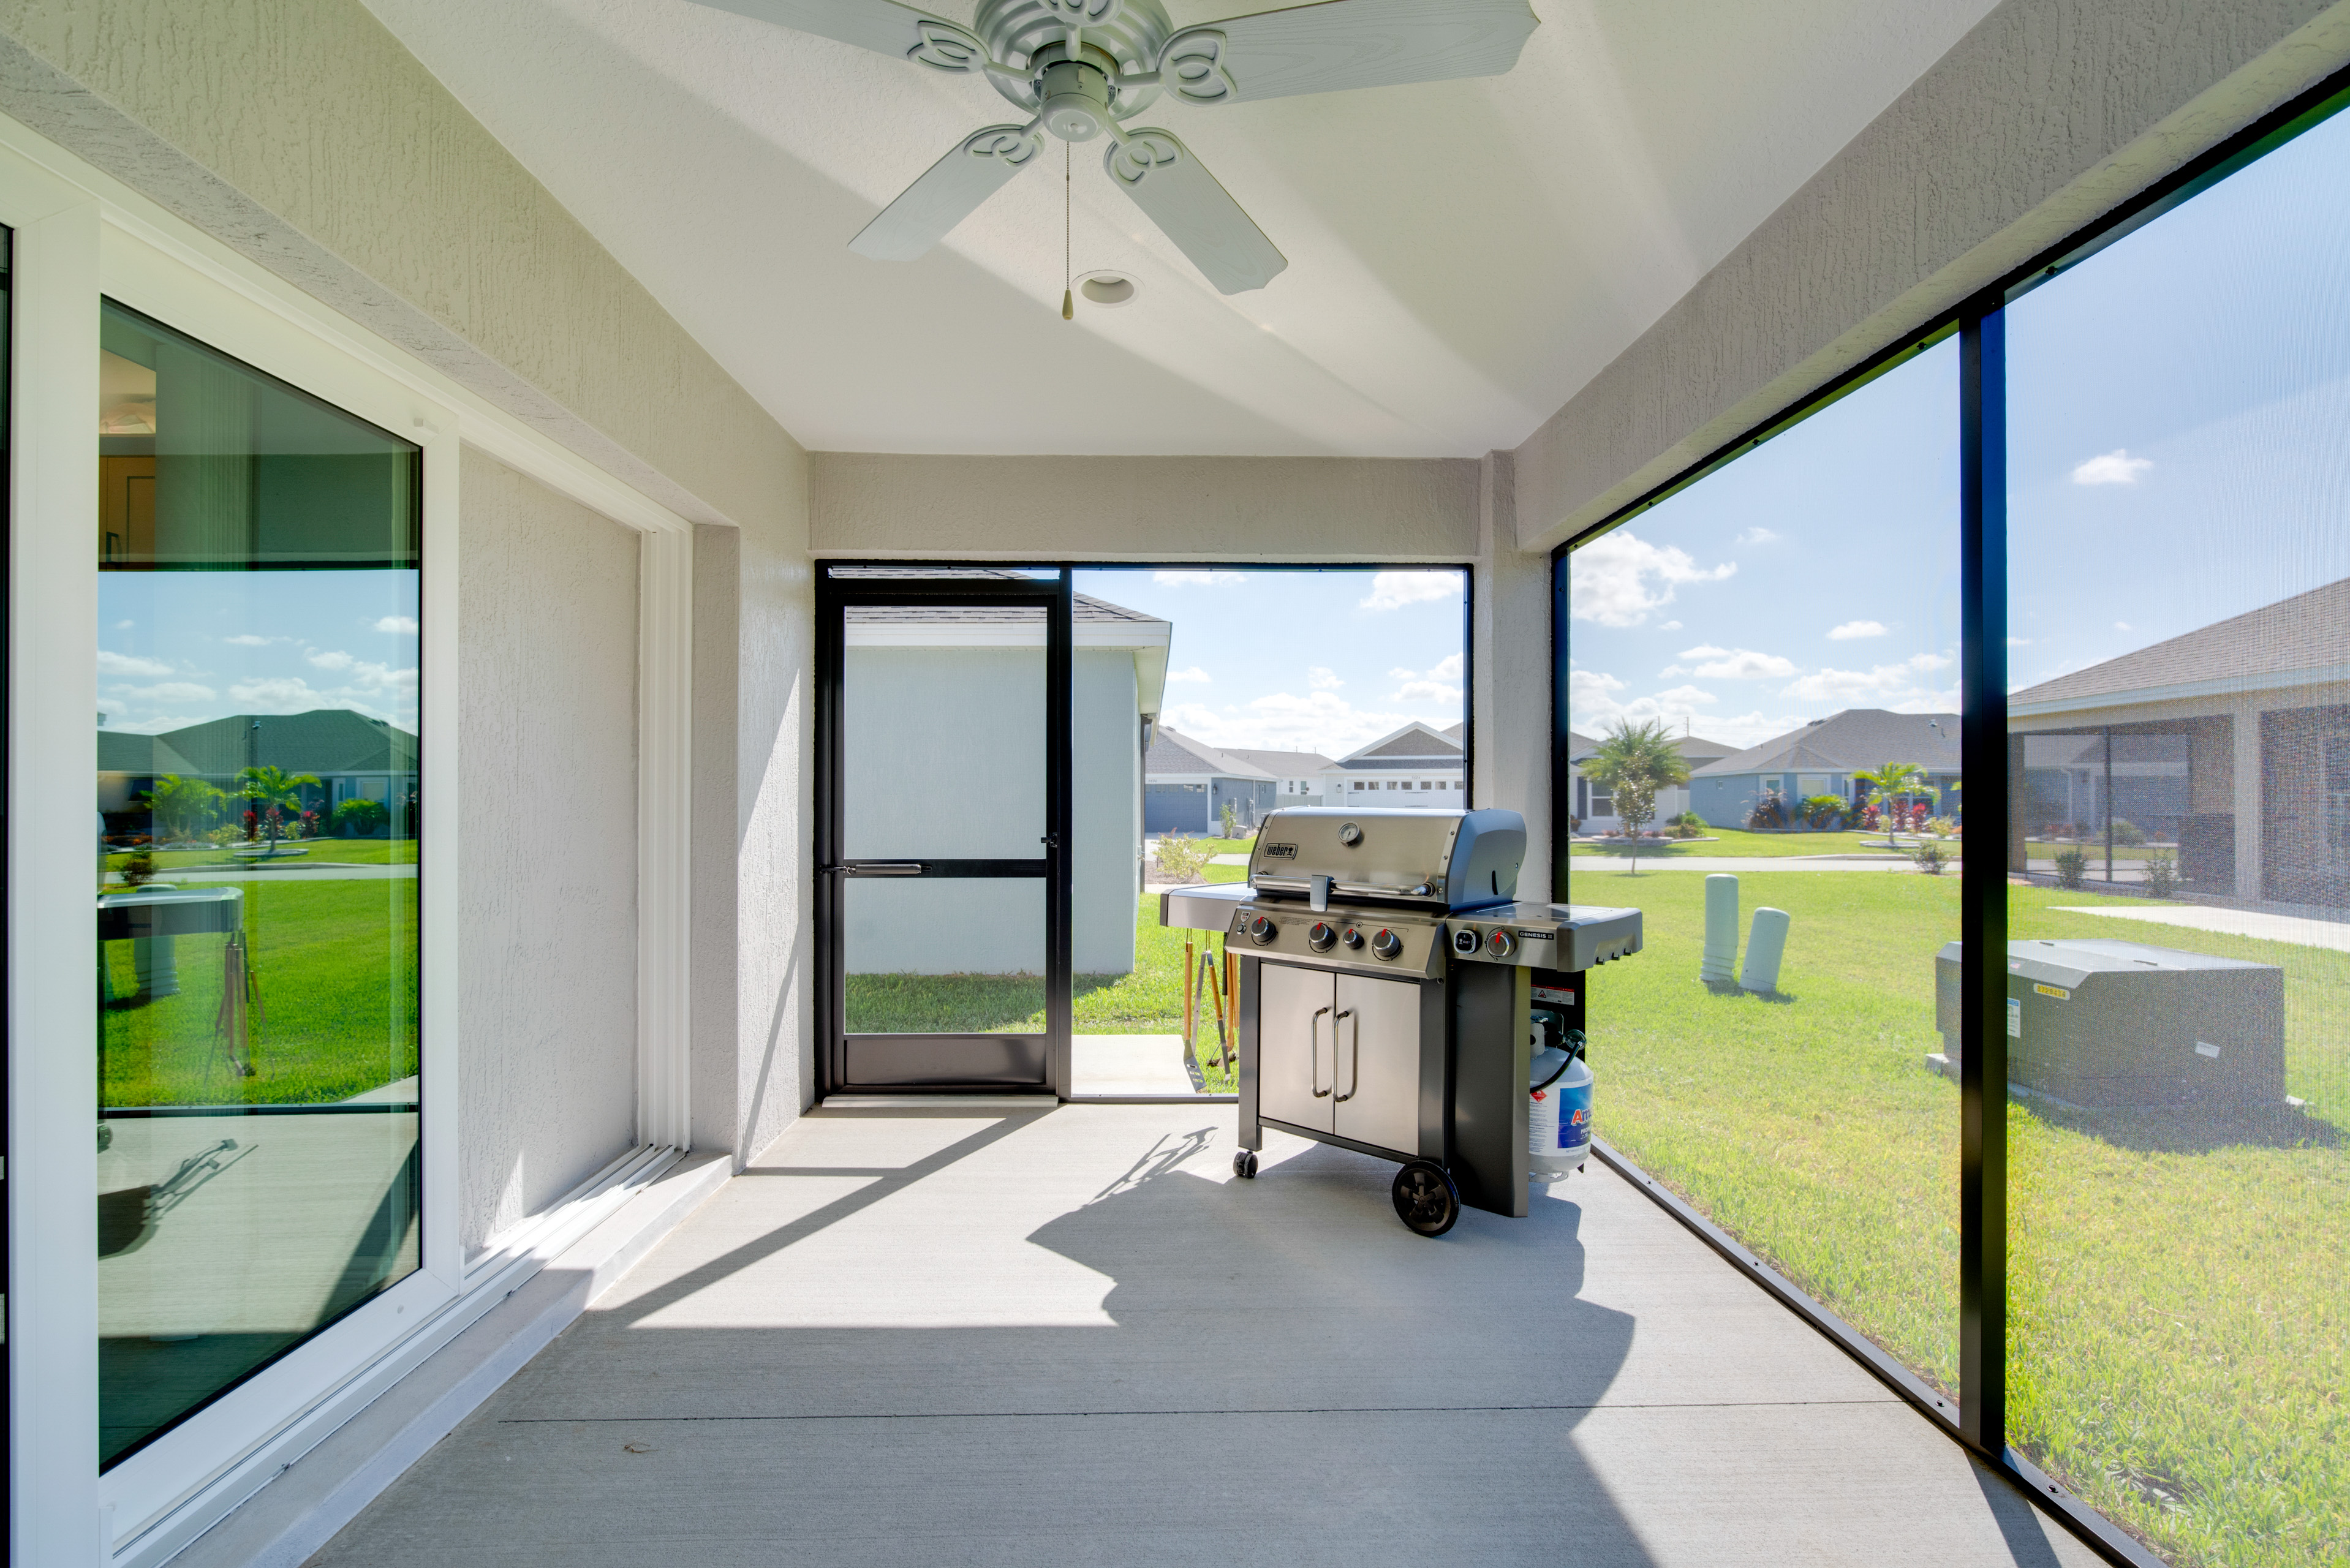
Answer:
1391;1159;1460;1237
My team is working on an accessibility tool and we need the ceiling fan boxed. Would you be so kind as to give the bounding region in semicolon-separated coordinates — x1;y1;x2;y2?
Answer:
693;0;1541;295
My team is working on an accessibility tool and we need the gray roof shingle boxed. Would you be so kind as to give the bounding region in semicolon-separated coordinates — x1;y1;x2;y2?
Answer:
1218;747;1333;775
1690;709;1958;777
2012;575;2350;707
1146;728;1275;780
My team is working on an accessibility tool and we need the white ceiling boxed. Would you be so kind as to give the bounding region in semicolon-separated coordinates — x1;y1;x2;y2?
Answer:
363;0;1998;458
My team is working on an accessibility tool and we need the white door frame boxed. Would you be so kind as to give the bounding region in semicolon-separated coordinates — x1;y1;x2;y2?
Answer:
1;107;695;1567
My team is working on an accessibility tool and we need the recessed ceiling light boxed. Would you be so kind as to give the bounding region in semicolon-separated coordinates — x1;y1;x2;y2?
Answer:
1078;271;1139;307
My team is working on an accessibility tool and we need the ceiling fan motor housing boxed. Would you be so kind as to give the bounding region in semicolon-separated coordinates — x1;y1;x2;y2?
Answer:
1037;57;1116;141
980;0;1173;118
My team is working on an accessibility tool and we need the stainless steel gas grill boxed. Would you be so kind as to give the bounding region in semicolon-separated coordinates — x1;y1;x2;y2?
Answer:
1161;807;1641;1235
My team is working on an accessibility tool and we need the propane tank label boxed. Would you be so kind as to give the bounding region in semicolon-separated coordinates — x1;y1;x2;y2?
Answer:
1557;1083;1593;1152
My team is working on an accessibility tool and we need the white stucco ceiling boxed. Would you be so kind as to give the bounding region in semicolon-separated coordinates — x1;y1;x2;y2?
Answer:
363;0;1999;457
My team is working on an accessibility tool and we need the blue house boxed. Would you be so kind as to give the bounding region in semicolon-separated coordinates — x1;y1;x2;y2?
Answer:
1688;709;1960;828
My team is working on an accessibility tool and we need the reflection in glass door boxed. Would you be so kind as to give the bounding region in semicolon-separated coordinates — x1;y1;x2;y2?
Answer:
818;570;1070;1093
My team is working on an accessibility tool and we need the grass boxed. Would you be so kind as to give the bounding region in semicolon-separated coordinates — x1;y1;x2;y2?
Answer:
105;838;418;876
1571;863;2348;1567
1571;826;1917;859
102;877;418;1106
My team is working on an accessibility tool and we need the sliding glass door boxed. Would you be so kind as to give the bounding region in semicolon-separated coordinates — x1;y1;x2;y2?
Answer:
817;569;1071;1094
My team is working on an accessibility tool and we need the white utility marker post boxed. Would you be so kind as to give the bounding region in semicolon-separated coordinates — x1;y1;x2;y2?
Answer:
1702;873;1739;984
1741;908;1791;994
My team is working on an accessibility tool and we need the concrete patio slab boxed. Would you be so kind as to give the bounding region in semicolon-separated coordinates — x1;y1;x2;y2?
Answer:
1071;1032;1204;1096
305;1104;2098;1568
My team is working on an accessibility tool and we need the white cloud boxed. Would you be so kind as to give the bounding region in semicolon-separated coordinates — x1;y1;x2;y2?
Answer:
1390;680;1464;704
1570;530;1736;628
2006;637;2031;648
1666;645;1798;680
1736;526;1782;546
115;620;135;631
224;633;285;647
1163;688;1432;758
97;650;176;679
1165;666;1212;684
1652;684;1718;708
1359;571;1462;612
1307;667;1343;690
2115;622;2132;633
1152;570;1246;586
1572;664;1789;748
229;676;327;712
116;681;218;705
1388;667;1418;681
104;714;212;736
307;648;355;671
1426;652;1464;683
2071;449;2153;486
1658;620;1682;631
374;615;420;635
1828;620;1888;641
1778;652;1956;709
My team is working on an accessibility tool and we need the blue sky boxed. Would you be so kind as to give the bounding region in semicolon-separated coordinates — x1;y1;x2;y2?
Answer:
1572;98;2350;751
98;569;421;735
1075;568;1465;760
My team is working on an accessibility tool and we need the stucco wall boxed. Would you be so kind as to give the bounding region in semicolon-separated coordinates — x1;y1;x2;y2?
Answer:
0;0;807;538
1514;0;2350;551
456;445;639;1254
1472;451;1552;901
812;453;1480;562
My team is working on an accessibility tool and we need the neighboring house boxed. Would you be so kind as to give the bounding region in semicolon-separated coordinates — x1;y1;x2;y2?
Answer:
846;587;1171;975
98;709;421;836
1318;721;1467;807
1687;709;1960;828
1568;729;1738;831
1218;746;1336;807
1145;728;1277;834
2009;575;2350;907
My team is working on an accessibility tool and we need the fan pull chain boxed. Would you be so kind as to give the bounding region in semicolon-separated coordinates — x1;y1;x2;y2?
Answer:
1062;139;1074;321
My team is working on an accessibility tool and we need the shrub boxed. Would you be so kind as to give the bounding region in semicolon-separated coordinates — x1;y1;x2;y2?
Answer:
119;848;158;888
2142;850;2180;899
1799;794;1845;829
1153;835;1211;883
1913;840;1948;875
2054;847;2088;891
1666;820;1706;839
331;797;390;836
1924;815;1960;839
2108;816;2147;846
1747;789;1788;831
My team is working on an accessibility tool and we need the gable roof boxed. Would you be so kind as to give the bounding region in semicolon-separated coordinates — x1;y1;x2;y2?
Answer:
1218;747;1334;777
1336;722;1464;767
1568;730;1739;766
1146;728;1275;781
146;710;420;777
2012;575;2350;712
98;729;201;775
1691;709;1959;777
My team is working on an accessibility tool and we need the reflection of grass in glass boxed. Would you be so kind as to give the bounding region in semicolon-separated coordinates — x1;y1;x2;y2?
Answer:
105;839;417;876
1579;865;2348;1568
1572;826;1914;859
100;878;417;1107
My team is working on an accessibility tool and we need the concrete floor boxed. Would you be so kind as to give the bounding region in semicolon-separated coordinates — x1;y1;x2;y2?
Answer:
308;1104;2099;1567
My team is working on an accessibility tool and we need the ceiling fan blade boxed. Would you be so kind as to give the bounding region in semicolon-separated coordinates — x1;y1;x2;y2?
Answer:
1103;129;1286;295
850;124;1045;261
690;0;989;74
1158;0;1537;107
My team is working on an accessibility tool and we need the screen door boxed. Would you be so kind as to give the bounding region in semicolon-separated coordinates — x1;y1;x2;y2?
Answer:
817;568;1071;1095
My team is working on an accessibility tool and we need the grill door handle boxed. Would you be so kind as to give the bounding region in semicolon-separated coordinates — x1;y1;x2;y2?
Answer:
841;861;925;876
1333;1008;1358;1102
1310;1006;1332;1098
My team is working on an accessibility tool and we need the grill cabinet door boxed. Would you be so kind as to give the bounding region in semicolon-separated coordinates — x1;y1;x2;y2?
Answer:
1257;962;1334;1133
1332;973;1424;1157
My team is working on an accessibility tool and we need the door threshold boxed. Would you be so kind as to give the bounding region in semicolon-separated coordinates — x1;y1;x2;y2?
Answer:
819;1093;1060;1110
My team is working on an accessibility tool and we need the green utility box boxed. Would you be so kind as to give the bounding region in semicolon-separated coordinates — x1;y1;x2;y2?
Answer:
1933;938;2284;1108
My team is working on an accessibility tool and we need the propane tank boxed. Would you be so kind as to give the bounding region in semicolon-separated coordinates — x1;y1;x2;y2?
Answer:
1528;1014;1593;1182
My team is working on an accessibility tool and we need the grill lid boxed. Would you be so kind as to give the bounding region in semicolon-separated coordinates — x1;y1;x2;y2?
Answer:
1245;807;1525;912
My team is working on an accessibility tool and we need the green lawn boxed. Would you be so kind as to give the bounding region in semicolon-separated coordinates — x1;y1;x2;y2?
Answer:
106;838;418;877
102;877;418;1106
1571;863;2347;1567
1571;826;1919;859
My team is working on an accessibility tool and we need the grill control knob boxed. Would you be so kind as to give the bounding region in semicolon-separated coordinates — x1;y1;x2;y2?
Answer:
1451;928;1479;956
1486;929;1517;960
1372;929;1404;961
1248;914;1277;946
1342;927;1364;950
1307;921;1337;952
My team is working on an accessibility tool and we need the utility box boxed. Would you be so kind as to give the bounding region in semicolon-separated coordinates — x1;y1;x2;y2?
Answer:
1933;938;2284;1108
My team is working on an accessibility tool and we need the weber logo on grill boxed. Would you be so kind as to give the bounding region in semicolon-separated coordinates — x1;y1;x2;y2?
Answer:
1262;843;1298;859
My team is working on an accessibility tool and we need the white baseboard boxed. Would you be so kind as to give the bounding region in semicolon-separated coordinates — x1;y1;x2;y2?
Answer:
158;1148;731;1568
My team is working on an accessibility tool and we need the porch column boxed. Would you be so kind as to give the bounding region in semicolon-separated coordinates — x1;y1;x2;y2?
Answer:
2234;698;2264;900
1475;451;1551;900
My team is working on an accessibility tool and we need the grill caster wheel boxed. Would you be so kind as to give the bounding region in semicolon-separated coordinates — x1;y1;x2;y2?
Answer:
1233;1150;1258;1179
1392;1161;1459;1237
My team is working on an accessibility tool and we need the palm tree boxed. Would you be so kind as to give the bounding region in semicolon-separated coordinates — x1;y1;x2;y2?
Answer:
1584;720;1691;873
1853;760;1927;845
238;764;323;851
137;774;225;845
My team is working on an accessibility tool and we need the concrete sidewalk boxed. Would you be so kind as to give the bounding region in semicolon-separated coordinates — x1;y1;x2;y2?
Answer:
2052;902;2350;954
306;1104;2095;1567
